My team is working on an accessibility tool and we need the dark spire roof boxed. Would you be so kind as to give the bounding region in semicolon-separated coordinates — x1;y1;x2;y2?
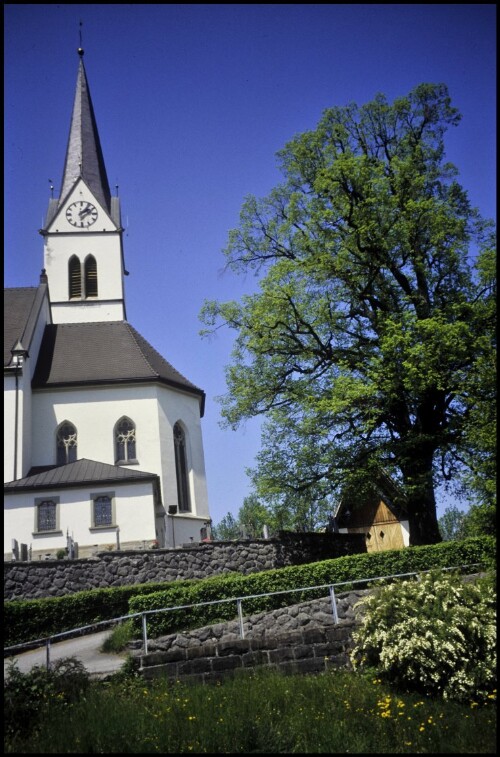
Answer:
59;50;111;213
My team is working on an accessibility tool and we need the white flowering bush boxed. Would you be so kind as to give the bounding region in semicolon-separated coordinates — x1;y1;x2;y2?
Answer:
350;570;496;702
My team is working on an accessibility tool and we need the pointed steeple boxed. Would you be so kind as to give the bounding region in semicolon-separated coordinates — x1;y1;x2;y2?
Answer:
59;48;111;213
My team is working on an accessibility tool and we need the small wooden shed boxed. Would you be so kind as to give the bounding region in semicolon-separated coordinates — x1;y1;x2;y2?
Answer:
332;472;410;553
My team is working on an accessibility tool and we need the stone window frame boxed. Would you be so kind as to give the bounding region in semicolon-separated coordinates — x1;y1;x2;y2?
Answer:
173;421;191;513
114;417;138;465
89;491;117;531
56;420;78;466
33;496;62;537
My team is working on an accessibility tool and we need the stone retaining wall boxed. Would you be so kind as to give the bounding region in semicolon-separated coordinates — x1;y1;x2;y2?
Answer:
138;588;370;683
4;532;365;601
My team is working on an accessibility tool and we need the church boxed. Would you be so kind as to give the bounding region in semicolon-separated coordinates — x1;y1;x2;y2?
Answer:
4;49;212;560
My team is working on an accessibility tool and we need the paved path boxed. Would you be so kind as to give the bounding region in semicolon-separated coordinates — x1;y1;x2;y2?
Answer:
4;630;129;680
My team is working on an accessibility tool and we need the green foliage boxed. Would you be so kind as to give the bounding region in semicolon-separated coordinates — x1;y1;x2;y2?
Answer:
129;536;495;638
4;578;204;648
4;667;497;754
212;511;240;539
4;656;90;742
200;83;496;545
351;570;496;702
438;503;467;541
462;501;497;537
100;619;136;653
5;536;494;647
212;493;278;539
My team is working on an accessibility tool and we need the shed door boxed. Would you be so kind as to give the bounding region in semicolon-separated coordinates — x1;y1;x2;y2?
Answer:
349;523;404;552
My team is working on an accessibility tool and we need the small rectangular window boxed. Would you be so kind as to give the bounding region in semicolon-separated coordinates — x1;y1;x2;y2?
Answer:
90;492;116;530
94;496;112;526
38;501;56;531
34;497;61;535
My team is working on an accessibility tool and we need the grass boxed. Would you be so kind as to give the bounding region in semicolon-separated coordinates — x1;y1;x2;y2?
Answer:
4;662;496;753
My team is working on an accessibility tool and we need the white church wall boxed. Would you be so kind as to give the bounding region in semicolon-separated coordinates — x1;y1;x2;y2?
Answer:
45;232;123;302
31;385;162;470
4;480;157;559
4;369;30;483
156;385;210;521
30;384;210;544
4;377;17;483
21;294;52;478
50;300;125;324
4;293;51;483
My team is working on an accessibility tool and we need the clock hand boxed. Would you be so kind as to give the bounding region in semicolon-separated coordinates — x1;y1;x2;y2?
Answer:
79;207;92;218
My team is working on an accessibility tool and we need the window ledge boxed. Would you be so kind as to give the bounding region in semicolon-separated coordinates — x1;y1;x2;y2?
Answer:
89;525;118;532
32;530;63;538
115;459;139;466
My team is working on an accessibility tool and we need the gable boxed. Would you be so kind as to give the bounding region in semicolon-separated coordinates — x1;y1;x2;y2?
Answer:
44;177;117;234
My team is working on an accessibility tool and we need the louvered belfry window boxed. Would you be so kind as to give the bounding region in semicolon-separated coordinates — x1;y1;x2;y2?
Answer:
174;422;191;512
69;256;82;298
84;255;98;297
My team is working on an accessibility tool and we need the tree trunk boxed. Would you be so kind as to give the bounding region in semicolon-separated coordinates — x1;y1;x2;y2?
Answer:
401;449;442;546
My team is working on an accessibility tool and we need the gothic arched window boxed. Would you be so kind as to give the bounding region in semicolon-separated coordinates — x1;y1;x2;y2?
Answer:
174;422;191;512
56;421;77;465
68;256;82;298
115;417;137;463
84;255;98;297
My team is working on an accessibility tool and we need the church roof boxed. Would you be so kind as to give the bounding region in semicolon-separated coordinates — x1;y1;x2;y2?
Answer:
4;458;160;492
31;321;205;414
57;52;112;215
4;284;49;367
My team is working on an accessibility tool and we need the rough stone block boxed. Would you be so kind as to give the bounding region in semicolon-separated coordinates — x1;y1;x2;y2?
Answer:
217;639;251;656
211;655;243;672
302;627;326;644
293;644;314;660
268;646;295;664
178;657;213;675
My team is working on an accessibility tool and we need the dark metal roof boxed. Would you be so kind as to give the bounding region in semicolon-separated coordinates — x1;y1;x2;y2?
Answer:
4;458;159;492
31;321;205;414
4;285;49;367
57;56;111;215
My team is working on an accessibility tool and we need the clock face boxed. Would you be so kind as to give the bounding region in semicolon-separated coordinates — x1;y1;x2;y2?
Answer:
66;201;98;228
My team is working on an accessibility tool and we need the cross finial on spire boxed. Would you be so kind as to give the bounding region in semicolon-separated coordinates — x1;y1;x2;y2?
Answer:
78;20;84;57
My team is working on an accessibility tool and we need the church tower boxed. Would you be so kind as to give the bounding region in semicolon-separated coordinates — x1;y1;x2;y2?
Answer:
4;46;211;558
40;49;127;324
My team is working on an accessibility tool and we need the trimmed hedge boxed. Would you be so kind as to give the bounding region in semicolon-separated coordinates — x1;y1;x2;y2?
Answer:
4;536;494;648
128;536;496;638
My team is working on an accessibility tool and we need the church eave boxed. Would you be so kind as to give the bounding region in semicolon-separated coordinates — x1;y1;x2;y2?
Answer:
4;475;158;494
31;377;206;415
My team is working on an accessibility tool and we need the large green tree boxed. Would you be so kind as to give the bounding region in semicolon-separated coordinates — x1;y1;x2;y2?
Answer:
201;84;496;546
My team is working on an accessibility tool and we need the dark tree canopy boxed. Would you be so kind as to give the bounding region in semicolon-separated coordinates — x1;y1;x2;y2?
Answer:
201;84;496;546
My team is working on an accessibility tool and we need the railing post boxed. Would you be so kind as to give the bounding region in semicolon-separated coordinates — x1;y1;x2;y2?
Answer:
46;638;51;670
237;598;245;639
329;585;339;625
142;613;148;655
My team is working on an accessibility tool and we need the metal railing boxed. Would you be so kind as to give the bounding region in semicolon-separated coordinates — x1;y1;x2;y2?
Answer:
4;562;484;669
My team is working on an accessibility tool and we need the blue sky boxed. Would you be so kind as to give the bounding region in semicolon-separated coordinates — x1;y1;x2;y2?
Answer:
4;4;496;525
